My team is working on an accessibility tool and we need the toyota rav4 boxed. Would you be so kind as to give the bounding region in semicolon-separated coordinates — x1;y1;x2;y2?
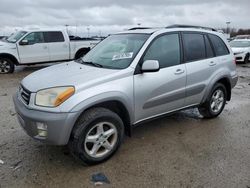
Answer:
13;25;238;165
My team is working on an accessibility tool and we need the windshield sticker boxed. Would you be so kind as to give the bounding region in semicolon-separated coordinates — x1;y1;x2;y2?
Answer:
112;52;133;61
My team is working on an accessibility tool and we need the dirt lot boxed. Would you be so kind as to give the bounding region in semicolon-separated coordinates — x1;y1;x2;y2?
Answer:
0;64;250;188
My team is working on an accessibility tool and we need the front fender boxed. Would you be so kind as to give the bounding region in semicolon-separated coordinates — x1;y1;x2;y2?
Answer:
0;52;20;64
69;91;134;124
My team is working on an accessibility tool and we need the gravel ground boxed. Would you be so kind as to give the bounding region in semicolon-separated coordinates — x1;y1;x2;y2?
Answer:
0;63;250;188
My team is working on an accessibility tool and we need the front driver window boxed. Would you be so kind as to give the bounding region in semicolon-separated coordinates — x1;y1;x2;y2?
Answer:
22;32;44;44
143;33;180;68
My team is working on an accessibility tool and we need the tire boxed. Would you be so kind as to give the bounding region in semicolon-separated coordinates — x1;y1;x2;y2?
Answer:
0;58;15;74
244;53;249;64
75;49;89;59
198;83;227;119
68;107;124;165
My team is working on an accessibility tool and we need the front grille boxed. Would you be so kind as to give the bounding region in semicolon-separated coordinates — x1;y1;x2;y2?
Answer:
19;85;31;105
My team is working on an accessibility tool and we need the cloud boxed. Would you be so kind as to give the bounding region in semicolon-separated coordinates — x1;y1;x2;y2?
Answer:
0;0;249;36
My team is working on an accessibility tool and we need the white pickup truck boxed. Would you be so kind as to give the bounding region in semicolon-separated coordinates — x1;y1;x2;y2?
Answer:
0;29;100;73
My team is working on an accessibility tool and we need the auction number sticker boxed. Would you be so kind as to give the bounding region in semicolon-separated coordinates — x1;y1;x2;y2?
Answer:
112;52;133;61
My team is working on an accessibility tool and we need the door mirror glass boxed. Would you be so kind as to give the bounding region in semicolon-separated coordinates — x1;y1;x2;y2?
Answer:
141;60;160;72
19;39;29;45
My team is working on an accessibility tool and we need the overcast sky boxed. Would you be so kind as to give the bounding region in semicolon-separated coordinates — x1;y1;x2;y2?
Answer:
0;0;249;36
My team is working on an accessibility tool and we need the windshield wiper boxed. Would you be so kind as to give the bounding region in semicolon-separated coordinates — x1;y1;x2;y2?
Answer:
76;59;103;68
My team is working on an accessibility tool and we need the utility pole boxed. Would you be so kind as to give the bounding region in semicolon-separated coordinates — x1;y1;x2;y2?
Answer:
65;24;69;34
87;27;90;38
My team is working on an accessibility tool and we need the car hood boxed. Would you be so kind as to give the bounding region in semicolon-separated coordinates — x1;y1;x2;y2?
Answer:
231;47;249;53
21;61;121;92
0;41;16;49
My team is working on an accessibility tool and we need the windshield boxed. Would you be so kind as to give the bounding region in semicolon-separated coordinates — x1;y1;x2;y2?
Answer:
230;40;250;48
7;31;27;43
82;34;149;69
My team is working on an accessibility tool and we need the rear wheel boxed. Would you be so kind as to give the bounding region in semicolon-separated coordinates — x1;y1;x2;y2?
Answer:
68;107;124;165
0;58;14;74
198;83;227;118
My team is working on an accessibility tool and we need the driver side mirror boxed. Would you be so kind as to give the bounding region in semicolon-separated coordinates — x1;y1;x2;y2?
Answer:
141;60;160;73
19;39;29;45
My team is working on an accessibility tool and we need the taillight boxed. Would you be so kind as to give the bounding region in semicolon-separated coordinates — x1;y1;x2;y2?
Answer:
233;58;236;64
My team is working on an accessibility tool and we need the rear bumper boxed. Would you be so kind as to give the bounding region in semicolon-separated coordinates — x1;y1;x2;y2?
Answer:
13;93;80;145
231;75;238;88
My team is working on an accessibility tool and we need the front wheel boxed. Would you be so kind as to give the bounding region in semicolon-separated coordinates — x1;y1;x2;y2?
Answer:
198;83;227;118
244;53;249;64
68;107;124;165
0;58;15;74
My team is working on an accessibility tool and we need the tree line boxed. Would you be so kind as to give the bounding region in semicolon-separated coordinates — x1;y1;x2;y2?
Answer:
220;28;250;37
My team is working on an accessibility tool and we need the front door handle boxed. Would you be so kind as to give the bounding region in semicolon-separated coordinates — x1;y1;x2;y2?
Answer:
209;61;216;66
174;69;185;75
43;46;48;50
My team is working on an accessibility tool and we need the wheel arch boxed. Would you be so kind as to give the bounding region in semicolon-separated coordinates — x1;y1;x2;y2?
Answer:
0;53;19;65
216;77;231;101
71;99;133;137
202;76;232;103
74;48;91;59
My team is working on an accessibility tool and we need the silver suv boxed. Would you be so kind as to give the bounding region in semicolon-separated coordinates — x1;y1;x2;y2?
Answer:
13;25;238;165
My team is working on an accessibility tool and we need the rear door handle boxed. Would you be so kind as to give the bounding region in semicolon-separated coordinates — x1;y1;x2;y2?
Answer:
43;46;48;50
174;69;185;75
209;61;216;66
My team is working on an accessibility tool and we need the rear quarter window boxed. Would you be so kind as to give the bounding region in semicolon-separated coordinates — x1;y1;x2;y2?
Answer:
204;35;214;58
208;34;229;56
44;31;65;43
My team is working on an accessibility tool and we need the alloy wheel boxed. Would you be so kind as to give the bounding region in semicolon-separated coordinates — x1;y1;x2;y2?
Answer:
84;122;118;158
0;60;11;73
210;89;224;113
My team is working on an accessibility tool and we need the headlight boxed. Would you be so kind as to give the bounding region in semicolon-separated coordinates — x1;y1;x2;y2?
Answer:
35;86;75;107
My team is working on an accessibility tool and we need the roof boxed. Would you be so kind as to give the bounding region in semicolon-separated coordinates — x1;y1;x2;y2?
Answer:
117;25;220;35
20;28;66;32
117;28;162;34
118;28;220;35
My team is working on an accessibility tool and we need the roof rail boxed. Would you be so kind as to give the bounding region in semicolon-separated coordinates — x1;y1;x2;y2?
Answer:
128;27;155;30
166;24;217;32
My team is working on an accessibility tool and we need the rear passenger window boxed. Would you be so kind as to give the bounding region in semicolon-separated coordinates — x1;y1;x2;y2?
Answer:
204;35;214;58
44;32;64;43
183;33;206;62
143;34;180;68
208;34;229;56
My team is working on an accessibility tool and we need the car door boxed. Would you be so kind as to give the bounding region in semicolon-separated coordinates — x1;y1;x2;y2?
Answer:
182;32;217;106
18;32;49;64
44;31;69;61
208;33;232;71
134;33;187;123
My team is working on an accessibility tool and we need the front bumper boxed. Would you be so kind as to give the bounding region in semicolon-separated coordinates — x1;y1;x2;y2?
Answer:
13;93;80;145
234;53;247;62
